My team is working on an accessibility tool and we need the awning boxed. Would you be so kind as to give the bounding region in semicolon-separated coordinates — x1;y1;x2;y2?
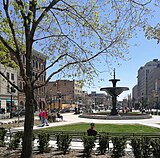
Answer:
6;99;15;102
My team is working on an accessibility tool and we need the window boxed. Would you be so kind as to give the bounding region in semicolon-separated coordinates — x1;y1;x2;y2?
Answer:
6;72;9;79
44;87;45;94
32;60;35;67
7;85;10;93
39;63;41;70
11;74;14;80
36;61;38;69
20;82;23;90
41;63;43;70
22;54;25;64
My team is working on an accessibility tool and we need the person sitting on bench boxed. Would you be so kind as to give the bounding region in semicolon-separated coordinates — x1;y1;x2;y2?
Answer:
57;112;63;120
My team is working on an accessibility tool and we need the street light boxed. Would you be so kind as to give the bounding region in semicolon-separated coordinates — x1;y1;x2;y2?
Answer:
10;86;16;118
57;92;61;111
156;95;159;113
141;96;144;110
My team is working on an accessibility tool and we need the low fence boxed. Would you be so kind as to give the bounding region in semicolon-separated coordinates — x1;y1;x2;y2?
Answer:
6;130;160;141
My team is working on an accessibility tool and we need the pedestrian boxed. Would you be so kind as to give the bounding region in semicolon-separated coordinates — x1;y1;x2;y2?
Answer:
42;108;49;126
87;123;97;136
39;109;44;125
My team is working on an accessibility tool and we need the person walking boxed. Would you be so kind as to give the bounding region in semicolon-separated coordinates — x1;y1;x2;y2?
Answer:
39;109;44;125
42;108;49;126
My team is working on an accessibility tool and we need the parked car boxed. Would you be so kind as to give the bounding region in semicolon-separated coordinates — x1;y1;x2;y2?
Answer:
12;109;25;117
0;108;5;114
60;108;71;113
50;108;59;113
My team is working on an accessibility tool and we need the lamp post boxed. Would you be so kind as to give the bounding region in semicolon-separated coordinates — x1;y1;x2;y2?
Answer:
10;86;16;118
141;96;144;110
57;92;61;111
156;95;158;113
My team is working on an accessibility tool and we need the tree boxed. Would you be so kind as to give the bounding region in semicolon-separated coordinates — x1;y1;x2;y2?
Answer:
0;0;153;157
145;23;160;43
144;1;160;43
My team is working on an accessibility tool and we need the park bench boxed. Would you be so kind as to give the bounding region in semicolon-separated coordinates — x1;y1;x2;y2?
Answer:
56;113;63;121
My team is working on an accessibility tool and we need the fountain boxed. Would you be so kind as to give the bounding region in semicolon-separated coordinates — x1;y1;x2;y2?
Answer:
100;69;129;115
79;69;152;120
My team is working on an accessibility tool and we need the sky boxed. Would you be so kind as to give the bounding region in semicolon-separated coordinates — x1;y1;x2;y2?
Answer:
84;31;160;101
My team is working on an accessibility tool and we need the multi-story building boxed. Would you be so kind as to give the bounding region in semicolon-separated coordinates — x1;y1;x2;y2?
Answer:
0;64;18;112
46;80;83;109
134;59;160;109
18;50;46;110
132;85;138;108
89;91;112;108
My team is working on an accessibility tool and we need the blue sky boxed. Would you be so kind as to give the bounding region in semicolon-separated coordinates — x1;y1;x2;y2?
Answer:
84;30;160;101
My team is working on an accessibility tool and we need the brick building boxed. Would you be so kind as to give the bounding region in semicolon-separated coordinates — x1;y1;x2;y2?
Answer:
18;50;46;110
46;80;83;109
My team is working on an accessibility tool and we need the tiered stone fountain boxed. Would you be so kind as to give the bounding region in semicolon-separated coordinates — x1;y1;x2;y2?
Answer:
100;69;129;115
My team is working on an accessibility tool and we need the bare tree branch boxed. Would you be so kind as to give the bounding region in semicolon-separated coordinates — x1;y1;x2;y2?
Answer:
33;34;68;42
130;0;152;6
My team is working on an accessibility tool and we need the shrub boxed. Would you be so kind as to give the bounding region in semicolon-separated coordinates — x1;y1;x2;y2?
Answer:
98;134;109;154
82;135;95;157
48;114;56;122
56;133;72;154
130;137;142;158
37;132;50;153
151;138;160;158
131;136;152;158
8;131;23;150
0;127;7;147
111;136;126;158
141;137;152;158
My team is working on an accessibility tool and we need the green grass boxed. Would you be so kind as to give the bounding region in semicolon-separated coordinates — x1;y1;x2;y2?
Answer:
37;123;160;133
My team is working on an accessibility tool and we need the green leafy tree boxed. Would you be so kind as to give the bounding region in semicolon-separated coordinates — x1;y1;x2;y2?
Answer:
0;0;154;157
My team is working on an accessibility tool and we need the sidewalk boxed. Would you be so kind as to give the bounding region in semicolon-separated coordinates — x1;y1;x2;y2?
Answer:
1;112;159;131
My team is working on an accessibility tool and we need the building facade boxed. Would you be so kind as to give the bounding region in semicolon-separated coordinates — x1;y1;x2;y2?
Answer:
0;64;18;112
133;59;160;109
89;91;112;109
46;80;84;109
18;50;46;110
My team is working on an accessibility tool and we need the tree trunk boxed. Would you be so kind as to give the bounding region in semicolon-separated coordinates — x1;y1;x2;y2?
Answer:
21;86;35;158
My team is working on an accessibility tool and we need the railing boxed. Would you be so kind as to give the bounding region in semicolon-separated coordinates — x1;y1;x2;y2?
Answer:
7;130;160;140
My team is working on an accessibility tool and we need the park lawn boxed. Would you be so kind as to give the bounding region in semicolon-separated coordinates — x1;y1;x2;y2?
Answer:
37;123;160;133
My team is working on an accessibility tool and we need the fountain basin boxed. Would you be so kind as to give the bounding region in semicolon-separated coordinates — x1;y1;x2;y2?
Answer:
79;113;152;120
100;87;129;96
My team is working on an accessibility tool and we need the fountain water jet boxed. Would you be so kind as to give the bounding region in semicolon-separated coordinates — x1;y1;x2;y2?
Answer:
100;69;129;115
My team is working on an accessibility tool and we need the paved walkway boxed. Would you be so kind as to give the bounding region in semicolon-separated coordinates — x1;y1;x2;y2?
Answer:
1;113;160;131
